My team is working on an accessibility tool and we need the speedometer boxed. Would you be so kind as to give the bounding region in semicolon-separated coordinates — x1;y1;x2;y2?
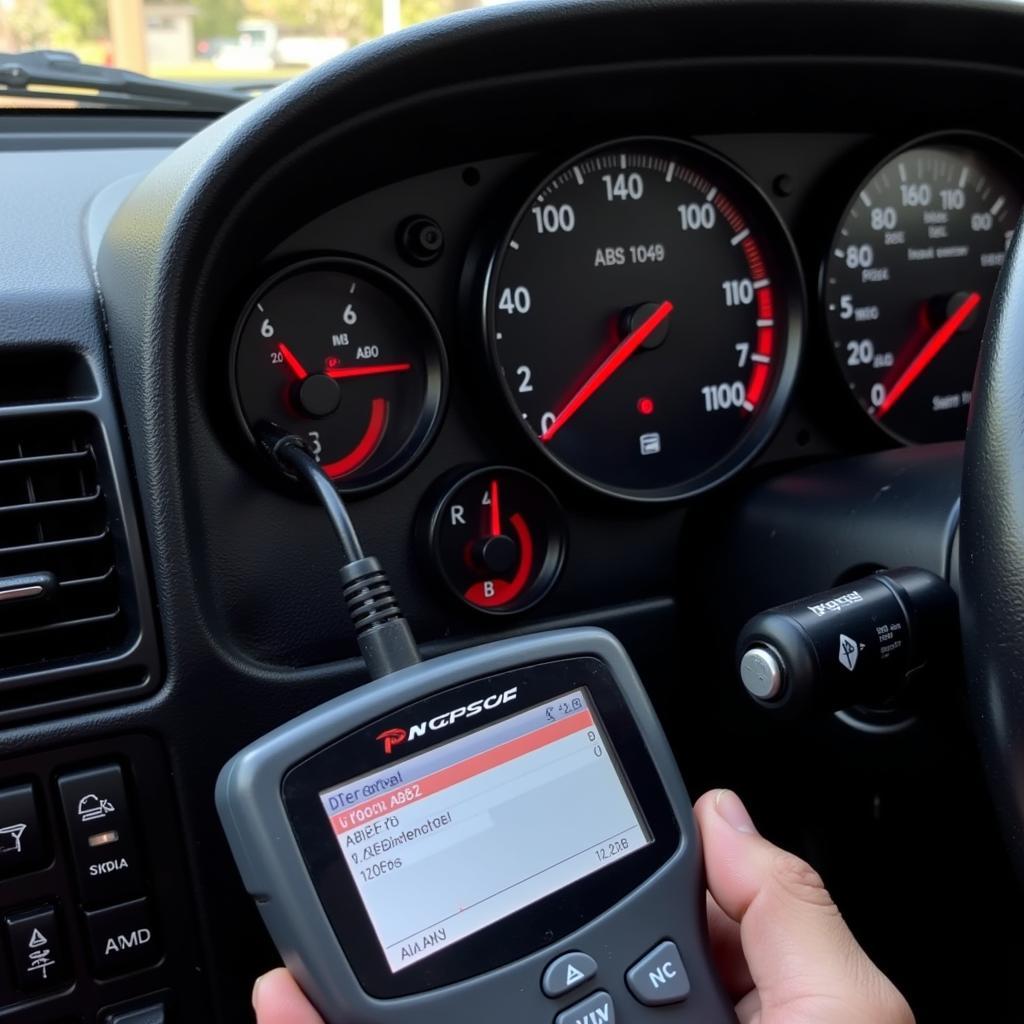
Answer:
482;138;803;501
823;136;1023;445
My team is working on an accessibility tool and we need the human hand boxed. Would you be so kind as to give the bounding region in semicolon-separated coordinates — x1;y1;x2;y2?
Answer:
252;790;914;1024
696;788;914;1024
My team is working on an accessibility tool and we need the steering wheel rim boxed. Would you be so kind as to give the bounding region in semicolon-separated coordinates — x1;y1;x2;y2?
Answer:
960;222;1024;873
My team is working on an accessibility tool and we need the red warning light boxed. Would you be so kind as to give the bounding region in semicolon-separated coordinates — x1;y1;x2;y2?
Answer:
326;356;341;369
637;397;655;415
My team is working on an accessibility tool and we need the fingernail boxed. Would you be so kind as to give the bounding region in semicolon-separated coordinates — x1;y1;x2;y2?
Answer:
714;789;757;834
252;973;264;1007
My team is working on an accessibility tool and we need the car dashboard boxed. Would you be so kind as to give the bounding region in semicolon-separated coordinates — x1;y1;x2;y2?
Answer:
0;1;1022;1021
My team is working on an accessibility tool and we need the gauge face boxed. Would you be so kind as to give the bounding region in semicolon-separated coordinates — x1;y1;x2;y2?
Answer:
427;467;565;614
483;138;803;501
824;139;1023;445
232;258;446;493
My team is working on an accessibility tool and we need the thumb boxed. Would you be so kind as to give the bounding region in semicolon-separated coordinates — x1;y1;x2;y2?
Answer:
252;968;325;1024
695;790;913;1024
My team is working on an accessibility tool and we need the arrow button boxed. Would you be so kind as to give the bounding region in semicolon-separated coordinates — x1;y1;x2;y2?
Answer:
542;950;598;998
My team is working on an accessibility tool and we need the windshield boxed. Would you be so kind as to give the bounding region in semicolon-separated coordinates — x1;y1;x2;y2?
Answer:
0;0;511;107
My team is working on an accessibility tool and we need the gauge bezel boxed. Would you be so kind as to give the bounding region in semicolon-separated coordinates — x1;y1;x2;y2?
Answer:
479;135;806;504
424;465;567;616
818;130;1024;447
230;255;448;496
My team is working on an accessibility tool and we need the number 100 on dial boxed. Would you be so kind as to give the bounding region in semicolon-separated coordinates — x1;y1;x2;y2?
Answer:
482;138;804;502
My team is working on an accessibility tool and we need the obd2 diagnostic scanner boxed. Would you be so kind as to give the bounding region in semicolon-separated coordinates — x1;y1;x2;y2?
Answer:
216;431;735;1024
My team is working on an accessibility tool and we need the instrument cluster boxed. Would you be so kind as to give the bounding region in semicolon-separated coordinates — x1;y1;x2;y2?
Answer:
227;130;1023;608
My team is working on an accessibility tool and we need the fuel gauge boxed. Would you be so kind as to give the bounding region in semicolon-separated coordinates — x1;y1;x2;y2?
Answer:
424;467;565;614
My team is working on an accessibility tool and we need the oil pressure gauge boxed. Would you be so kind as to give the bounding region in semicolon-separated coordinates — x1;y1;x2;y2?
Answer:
423;467;566;614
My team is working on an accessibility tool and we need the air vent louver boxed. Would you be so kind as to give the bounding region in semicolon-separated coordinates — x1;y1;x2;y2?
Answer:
0;416;125;674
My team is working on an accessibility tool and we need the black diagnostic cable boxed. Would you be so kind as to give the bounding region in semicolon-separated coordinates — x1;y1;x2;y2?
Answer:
258;424;421;680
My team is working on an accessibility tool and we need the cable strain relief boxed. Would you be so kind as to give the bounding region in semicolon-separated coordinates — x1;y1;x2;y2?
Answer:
339;557;420;679
340;557;401;631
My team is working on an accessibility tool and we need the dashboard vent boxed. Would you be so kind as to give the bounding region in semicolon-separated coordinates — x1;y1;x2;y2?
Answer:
0;414;126;675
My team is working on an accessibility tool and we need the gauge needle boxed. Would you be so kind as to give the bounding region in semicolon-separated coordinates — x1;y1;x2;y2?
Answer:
540;300;673;443
277;343;309;380
877;291;982;417
489;478;501;536
326;363;412;379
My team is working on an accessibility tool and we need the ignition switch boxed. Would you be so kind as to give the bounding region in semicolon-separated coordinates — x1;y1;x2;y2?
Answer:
736;567;958;715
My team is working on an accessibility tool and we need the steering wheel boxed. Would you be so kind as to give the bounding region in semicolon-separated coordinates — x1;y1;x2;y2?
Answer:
961;226;1024;875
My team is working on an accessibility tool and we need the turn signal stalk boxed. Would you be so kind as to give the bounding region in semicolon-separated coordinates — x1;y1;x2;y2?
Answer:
736;567;958;716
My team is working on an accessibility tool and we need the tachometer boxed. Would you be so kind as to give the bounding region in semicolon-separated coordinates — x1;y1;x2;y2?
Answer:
232;258;446;493
823;137;1023;445
482;138;803;501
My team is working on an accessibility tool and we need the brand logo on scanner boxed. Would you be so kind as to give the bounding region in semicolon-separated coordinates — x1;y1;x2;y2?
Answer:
376;728;407;754
376;687;519;754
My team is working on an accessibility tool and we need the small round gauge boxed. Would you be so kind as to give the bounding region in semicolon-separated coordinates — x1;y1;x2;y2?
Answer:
824;137;1024;445
424;467;565;614
232;257;446;493
483;138;803;502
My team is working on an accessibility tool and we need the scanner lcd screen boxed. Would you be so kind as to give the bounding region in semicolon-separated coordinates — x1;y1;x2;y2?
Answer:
319;687;651;972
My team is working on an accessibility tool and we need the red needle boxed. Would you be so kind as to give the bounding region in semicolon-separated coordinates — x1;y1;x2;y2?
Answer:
326;363;412;379
877;291;982;417
541;300;674;443
277;343;308;380
489;479;501;537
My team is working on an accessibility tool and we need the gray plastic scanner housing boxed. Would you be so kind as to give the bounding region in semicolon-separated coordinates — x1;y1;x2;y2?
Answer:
216;627;734;1023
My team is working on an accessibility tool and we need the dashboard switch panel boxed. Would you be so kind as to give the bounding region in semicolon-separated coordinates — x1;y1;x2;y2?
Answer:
5;903;67;992
0;736;203;1016
57;765;144;907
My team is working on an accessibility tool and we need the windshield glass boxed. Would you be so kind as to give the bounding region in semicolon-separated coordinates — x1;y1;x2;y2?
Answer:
0;0;509;107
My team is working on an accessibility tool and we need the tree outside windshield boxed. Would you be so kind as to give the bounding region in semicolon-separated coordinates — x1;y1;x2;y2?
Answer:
0;0;508;87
